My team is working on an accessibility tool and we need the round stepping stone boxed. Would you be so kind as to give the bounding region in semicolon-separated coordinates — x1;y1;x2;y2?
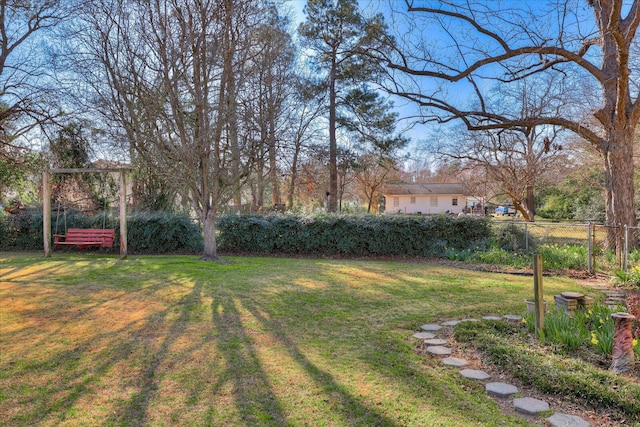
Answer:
426;345;452;355
459;318;479;323
485;382;518;397
513;397;550;415
459;369;491;381
421;324;442;331
482;316;502;321
424;338;447;346
502;314;522;322
547;413;591;427
441;320;460;326
412;332;436;340
441;357;468;367
561;291;584;299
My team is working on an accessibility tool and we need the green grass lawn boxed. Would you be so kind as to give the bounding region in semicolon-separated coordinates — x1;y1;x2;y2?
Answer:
0;252;595;426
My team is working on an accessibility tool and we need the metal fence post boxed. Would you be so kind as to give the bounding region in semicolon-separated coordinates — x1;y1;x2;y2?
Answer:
616;224;623;269
525;222;529;252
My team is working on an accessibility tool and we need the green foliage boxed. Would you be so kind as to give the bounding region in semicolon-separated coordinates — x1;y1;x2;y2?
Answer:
0;151;44;204
455;321;640;422
493;222;532;252
537;244;588;270
470;246;531;267
536;166;606;221
126;211;203;254
542;308;589;351
452;243;588;270
0;209;202;254
613;261;640;287
586;302;616;355
0;209;45;250
217;213;492;257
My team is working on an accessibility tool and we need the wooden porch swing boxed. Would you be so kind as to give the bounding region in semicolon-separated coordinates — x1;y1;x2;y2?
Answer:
42;167;129;259
52;191;116;249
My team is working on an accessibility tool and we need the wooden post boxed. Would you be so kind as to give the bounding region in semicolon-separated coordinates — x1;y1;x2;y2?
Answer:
587;222;593;274
592;224;597;273
119;170;127;259
533;254;544;338
43;170;51;257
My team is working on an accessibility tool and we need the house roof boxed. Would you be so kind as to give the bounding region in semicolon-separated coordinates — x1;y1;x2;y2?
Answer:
382;183;467;196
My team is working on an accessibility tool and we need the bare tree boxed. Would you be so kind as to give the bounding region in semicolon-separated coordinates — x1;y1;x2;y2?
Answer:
0;0;70;175
243;13;296;209
353;153;399;213
382;0;640;245
434;76;570;221
448;127;566;221
71;0;276;260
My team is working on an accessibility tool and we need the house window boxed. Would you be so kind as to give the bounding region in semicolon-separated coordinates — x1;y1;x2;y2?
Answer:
430;196;438;207
410;196;416;204
393;197;399;207
452;198;458;206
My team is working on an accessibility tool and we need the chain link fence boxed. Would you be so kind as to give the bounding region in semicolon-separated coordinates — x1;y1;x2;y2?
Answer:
490;220;639;274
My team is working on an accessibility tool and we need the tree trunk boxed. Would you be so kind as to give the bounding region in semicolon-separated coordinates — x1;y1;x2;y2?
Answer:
201;211;219;261
328;55;338;213
602;130;637;249
526;184;535;219
287;135;301;209
268;121;281;206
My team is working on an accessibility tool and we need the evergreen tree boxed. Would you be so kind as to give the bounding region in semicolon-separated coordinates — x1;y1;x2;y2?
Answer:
299;0;400;212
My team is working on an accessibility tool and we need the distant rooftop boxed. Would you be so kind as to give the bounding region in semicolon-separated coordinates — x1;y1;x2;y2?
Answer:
382;183;467;195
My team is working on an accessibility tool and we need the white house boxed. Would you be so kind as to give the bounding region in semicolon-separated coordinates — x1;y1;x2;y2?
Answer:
382;183;468;215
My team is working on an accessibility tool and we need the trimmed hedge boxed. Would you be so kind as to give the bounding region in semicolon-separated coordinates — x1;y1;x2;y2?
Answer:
0;209;203;254
217;213;491;257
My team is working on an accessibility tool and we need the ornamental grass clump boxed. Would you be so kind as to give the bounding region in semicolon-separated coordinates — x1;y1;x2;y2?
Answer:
521;301;634;357
586;303;616;355
541;308;589;351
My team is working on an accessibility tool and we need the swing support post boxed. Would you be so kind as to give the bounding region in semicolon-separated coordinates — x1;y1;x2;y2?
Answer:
43;170;52;257
119;170;127;259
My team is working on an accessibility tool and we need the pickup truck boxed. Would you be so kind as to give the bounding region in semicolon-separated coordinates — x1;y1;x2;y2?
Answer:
495;204;516;216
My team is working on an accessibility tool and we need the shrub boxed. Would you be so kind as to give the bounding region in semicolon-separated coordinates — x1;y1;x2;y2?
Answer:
492;222;533;253
0;209;202;254
125;211;203;254
217;213;492;257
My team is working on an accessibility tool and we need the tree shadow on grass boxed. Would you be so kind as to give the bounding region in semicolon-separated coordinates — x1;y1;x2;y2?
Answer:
110;280;210;426
237;295;400;427
208;291;292;426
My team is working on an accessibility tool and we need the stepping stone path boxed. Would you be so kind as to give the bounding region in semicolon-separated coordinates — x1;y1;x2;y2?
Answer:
502;314;522;322
412;332;435;339
411;314;591;425
514;397;550;415
547;413;591;427
441;357;468;367
459;369;491;381
486;382;519;397
426;345;451;355
441;320;460;326
424;338;448;345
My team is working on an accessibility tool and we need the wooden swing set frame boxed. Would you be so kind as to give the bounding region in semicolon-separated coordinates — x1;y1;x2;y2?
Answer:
42;168;129;259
